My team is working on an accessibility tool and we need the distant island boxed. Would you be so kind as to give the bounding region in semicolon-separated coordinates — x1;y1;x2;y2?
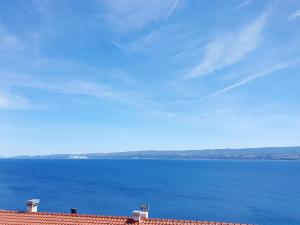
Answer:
8;146;300;160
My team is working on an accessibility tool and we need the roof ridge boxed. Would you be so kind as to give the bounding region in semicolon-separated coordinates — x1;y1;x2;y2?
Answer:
0;210;129;219
0;210;252;225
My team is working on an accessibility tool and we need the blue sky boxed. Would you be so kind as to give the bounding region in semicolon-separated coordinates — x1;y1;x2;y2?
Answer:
0;0;300;156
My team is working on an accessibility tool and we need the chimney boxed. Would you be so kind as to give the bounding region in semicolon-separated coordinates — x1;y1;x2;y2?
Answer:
71;208;78;214
132;211;144;222
26;199;40;213
131;204;149;222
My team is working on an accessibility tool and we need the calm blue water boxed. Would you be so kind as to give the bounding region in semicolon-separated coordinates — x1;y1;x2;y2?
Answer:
0;159;299;225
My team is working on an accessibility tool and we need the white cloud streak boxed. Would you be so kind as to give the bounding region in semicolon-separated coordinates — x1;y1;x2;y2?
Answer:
289;9;300;21
101;0;180;31
61;81;123;99
233;0;253;11
165;0;181;19
10;77;176;117
0;91;29;109
185;13;267;79
0;73;171;116
0;25;23;52
1;76;125;102
202;59;299;99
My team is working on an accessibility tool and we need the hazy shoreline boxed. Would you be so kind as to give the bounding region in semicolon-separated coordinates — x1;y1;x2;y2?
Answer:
4;146;300;160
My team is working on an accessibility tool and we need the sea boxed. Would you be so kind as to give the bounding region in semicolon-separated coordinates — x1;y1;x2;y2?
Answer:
0;159;299;225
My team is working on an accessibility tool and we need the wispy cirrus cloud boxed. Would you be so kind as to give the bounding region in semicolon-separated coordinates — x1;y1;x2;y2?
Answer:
202;58;299;99
61;81;124;100
185;13;268;79
0;91;29;109
289;9;300;21
0;72;176;117
0;74;125;102
0;25;23;53
165;0;181;20
100;0;181;31
56;81;178;117
232;0;253;11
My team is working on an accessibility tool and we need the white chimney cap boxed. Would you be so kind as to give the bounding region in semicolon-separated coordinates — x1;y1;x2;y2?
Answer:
27;199;40;206
26;199;40;213
131;210;148;222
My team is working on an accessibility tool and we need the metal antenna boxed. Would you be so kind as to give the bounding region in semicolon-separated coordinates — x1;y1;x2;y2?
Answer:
140;203;149;212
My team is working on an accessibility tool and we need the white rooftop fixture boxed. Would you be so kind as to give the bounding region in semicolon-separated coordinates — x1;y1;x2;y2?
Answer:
26;199;40;213
131;204;149;222
131;210;148;222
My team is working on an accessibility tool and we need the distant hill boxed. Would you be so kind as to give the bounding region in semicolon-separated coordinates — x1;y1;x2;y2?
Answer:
9;146;300;160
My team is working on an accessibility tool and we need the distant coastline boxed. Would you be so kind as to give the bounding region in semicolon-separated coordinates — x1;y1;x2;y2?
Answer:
5;146;300;160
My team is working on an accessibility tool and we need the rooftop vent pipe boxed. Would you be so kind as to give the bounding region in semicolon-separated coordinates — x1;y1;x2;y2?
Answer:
26;199;40;213
71;208;78;214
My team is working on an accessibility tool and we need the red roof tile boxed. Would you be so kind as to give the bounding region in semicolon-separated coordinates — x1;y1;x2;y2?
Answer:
0;210;252;225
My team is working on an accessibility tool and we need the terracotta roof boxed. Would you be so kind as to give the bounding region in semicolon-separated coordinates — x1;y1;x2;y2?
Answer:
0;210;252;225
